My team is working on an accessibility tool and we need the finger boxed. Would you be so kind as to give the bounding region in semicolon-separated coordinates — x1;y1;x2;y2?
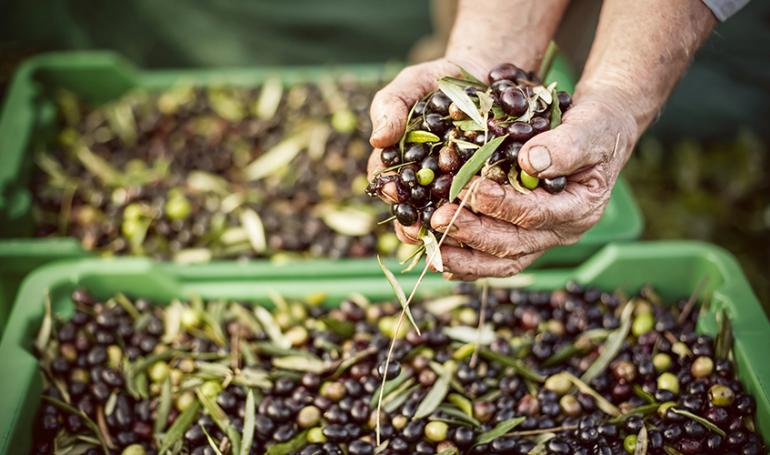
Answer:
458;176;602;230
440;245;542;279
367;149;402;203
367;148;385;181
370;60;458;148
518;99;629;179
394;222;421;245
430;203;569;259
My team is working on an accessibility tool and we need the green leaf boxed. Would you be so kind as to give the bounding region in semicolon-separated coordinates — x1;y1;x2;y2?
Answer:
474;417;526;446
384;383;419;414
453;119;485;132
564;372;621;416
43;396;111;453
448;393;474;419
321;205;376;237
537;40;559;82
244;130;308;181
480;349;545;383
424;295;471;315
414;361;456;419
254;306;290;349
581;300;634;383
421;230;443;272
608;403;660;424
195;388;241;454
443;325;495;345
329;347;377;380
35;291;53;354
543;343;587;367
370;369;411;408
664;446;685;455
159;401;201;453
265;430;308;455
436;404;481;428
240;390;256;455
438;79;485;127
671;408;726;437
449;134;507;201
377;256;420;335
154;377;173;434
320;316;356;339
715;309;732;361
272;355;327;373
200;424;225;455
405;129;441;143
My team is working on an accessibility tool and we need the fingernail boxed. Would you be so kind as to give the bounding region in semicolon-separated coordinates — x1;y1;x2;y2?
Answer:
527;145;552;172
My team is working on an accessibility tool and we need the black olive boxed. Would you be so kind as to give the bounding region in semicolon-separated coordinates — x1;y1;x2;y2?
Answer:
394;204;418;226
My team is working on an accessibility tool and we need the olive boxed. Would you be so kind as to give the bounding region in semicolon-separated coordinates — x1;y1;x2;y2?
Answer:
490;79;516;95
394;204;418;226
448;103;466;121
438;145;461;173
632;312;654;336
499;87;528;116
542;176;567;194
421;205;436;226
653;353;672;372
423;113;448;135
507;122;535;142
691;356;714;378
380;147;401;167
546;437;572;454
488;62;527;83
429;92;452;115
453;426;475;448
416;168;435;186
421;155;440;175
348;440;374;455
414;100;427;115
424;421;448;442
322;424;348;442
520;169;539;190
557;91;572;111
708;384;735;407
410;185;430;206
531;116;550;134
657;372;680;395
404;143;428;163
377;361;401;380
400;166;417;187
431;174;452;200
402;420;426;442
483;165;507;184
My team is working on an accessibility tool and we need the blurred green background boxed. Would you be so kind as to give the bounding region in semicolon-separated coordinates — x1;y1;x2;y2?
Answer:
1;0;768;305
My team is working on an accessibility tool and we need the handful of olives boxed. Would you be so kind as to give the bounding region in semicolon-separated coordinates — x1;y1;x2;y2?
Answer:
367;62;572;229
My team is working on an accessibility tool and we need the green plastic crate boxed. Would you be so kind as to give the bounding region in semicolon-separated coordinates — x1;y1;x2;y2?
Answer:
0;241;767;453
0;51;642;330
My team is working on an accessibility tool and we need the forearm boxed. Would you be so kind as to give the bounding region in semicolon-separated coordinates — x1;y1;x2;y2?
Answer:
445;0;569;75
577;0;717;140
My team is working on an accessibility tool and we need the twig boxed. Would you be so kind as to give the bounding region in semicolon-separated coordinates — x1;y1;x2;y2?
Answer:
677;276;709;325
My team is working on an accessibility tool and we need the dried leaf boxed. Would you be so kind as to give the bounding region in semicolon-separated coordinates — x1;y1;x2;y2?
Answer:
443;325;495;345
453;119;485;132
240;208;267;254
154;378;173;434
477;91;495;118
438;79;485;126
255;77;283;120
715;309;733;361
449;135;508;201
414;361;456;419
377;256;420;335
634;425;648;455
424;295;471;315
321;206;375;237
240;390;256;455
421;230;443;272
162;300;183;343
244;131;308;181
405;130;440;143
35;291;53;354
671;408;726;436
451;139;481;150
233;367;272;389
549;89;562;129
474;417;526;446
253;306;290;349
581;300;634;383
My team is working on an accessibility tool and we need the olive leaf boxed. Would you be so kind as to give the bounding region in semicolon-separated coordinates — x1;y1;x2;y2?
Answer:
474;417;526;446
549;90;562;130
438;79;485;126
244;130;309;181
421;230;443;272
436;404;481;428
43;396;112;454
715;309;733;361
154;378;173;434
477;91;495;119
671;408;726;436
272;355;327;373
527;432;556;455
451;139;480;150
162;300;183;343
448;393;474;419
240;208;267;254
200;424;225;455
537;40;559;82
563;372;621;416
369;369;411;408
265;430;308;455
443;325;495;345
233;367;272;389
413;361;456;420
401;246;425;273
543;343;588;367
75;143;124;187
581;300;634;383
405;130;440;143
35;291;53;354
377;256;420;335
383;383;419;414
240;390;256;455
479;349;545;383
255;77;283;120
449;135;508;201
159;401;201;453
321;205;375;237
329;347;377;380
453;119;485;132
423;295;471;315
196;388;241;454
608;403;660;424
634;425;648;455
253;306;291;349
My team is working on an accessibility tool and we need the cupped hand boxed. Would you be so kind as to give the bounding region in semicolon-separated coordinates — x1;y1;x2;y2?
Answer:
426;93;638;280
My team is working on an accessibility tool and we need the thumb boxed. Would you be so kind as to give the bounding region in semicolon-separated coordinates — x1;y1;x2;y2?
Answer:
370;60;458;148
518;100;625;179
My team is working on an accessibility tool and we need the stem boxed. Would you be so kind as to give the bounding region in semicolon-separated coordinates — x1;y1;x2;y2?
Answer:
677;276;708;325
537;41;559;82
470;280;489;368
510;424;578;437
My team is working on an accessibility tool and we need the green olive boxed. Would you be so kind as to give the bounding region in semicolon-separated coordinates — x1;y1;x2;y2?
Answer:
657;401;677;418
320;382;346;401
377;232;400;255
200;380;222;398
416;168;435;186
708;384;735;407
176;391;196;411
520;169;539;190
544;372;572;396
632;312;654;336
623;434;638;454
672;341;691;358
657;372;680;395
121;444;147;455
107;345;123;369
331;110;357;133
307;426;327;443
691;356;714;378
149;361;170;383
286;326;309;347
180;307;200;329
164;194;191;221
392;415;408;430
653;353;672;372
559;394;582;417
425;421;449;442
297;406;321;428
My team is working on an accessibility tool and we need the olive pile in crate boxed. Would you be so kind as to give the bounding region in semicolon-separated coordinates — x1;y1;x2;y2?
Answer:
367;63;571;229
31;283;765;455
31;78;398;261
